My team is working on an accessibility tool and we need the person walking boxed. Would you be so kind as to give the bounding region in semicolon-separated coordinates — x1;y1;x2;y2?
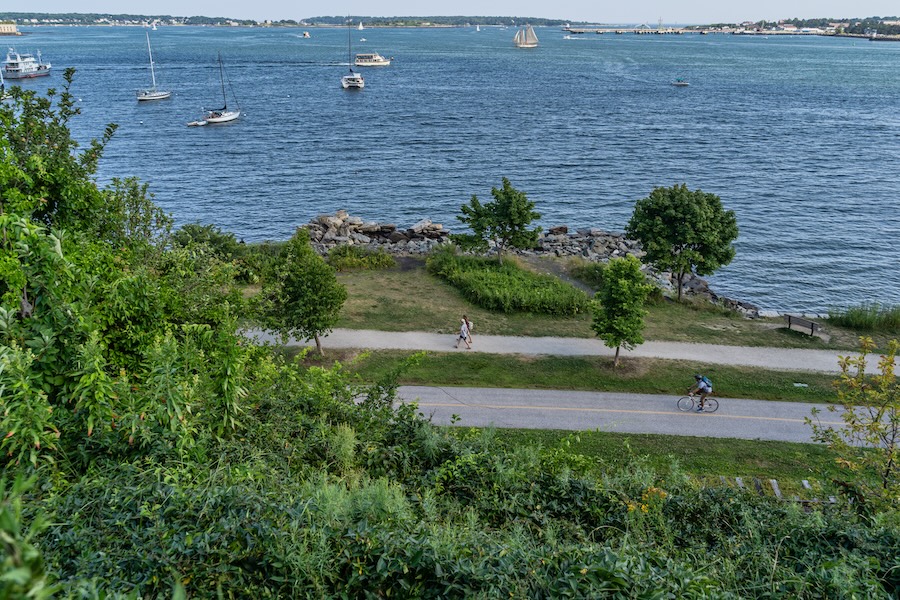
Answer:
463;315;474;346
455;318;472;349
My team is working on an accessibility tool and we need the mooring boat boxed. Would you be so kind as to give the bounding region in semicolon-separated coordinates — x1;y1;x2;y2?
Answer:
188;53;240;126
671;79;690;87
136;32;171;101
354;52;391;67
3;49;51;79
341;21;364;89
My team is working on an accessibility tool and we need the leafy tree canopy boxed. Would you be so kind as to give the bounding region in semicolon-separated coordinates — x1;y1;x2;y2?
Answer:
453;177;541;262
625;183;738;302
590;256;652;366
256;228;347;355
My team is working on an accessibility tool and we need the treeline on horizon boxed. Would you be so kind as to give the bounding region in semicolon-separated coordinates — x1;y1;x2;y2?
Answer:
3;11;900;33
708;15;900;34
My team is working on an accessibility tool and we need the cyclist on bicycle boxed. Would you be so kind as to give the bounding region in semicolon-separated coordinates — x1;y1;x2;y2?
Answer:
688;374;713;412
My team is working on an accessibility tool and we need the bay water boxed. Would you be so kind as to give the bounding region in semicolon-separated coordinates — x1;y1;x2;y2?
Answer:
9;26;900;312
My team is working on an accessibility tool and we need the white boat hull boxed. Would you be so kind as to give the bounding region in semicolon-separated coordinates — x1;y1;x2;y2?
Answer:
137;89;171;101
341;76;365;89
205;110;240;123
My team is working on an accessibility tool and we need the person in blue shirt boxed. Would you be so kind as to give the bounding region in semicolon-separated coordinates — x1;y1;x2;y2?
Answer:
688;374;713;412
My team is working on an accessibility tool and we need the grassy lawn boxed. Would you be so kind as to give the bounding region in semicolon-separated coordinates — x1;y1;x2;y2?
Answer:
335;257;887;351
489;429;842;496
299;349;840;403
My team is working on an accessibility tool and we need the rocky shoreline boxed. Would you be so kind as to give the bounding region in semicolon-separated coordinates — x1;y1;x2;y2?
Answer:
303;211;761;318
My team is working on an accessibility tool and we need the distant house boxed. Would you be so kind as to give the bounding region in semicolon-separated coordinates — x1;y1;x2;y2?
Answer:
780;24;798;32
0;22;20;35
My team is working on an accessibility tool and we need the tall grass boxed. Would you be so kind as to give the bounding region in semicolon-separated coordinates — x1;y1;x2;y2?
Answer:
427;249;589;315
828;302;900;333
327;245;397;271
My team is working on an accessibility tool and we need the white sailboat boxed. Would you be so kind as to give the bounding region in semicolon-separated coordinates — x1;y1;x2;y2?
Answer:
476;24;481;32
189;53;240;125
342;21;364;89
358;21;364;30
136;31;171;101
514;24;539;48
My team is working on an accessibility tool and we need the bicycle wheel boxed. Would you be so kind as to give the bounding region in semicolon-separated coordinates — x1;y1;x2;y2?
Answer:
677;396;695;412
703;398;719;413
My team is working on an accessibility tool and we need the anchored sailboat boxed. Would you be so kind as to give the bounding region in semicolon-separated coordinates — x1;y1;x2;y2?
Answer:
188;53;240;126
514;24;539;48
136;31;171;101
342;20;365;89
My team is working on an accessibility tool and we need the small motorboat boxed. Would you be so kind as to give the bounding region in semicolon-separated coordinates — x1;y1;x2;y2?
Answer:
186;120;207;127
671;79;690;87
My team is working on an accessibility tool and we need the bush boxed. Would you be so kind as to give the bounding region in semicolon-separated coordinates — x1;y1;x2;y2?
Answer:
327;245;397;271
171;223;240;259
827;302;900;333
427;248;589;315
236;241;284;283
569;260;606;290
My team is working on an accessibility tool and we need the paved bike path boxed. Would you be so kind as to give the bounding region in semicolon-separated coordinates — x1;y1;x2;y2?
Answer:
248;328;860;373
398;386;841;443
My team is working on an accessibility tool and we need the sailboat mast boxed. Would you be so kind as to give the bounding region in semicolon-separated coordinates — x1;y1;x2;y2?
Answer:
348;20;352;73
146;32;158;88
218;52;227;109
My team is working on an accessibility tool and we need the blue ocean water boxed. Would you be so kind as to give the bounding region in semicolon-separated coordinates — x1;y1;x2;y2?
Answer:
8;26;900;312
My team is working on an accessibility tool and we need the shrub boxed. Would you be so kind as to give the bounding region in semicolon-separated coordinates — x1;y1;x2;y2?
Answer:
327;245;397;271
171;223;240;260
236;241;284;283
827;302;900;333
569;260;606;290
427;248;588;315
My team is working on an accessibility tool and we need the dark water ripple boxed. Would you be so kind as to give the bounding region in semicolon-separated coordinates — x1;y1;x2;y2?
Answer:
11;26;900;312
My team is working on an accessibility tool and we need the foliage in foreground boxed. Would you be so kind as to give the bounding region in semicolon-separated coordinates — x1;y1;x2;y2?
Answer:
426;247;589;315
828;302;900;334
810;337;900;510
3;70;900;600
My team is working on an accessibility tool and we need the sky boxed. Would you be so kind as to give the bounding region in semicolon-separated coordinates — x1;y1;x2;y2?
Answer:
19;1;899;24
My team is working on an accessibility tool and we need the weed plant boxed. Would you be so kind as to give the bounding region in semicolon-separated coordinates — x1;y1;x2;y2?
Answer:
828;302;900;333
328;245;397;271
427;248;589;315
569;259;607;290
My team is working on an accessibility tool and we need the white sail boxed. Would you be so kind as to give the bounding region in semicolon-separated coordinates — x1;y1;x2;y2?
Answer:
514;25;538;48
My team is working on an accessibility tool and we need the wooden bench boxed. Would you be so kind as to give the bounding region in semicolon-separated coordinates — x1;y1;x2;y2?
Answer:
784;314;822;336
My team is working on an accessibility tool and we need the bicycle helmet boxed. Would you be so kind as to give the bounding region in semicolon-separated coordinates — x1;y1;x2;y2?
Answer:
694;374;702;381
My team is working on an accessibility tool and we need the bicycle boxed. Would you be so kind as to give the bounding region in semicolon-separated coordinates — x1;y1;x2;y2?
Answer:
677;394;719;413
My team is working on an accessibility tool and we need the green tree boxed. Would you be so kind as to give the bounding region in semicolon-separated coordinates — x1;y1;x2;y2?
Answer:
590;256;652;367
453;177;541;262
625;184;738;302
809;338;899;510
257;228;347;355
0;68;115;230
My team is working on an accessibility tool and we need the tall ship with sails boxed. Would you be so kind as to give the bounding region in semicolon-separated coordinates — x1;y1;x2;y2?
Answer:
3;49;51;79
513;25;539;48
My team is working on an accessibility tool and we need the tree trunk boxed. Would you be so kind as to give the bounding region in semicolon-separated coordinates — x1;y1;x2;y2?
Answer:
614;345;621;367
314;334;324;357
676;271;685;302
